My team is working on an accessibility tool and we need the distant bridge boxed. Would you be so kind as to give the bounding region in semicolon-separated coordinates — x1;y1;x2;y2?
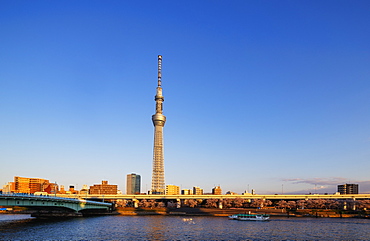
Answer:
0;194;113;215
3;193;368;211
55;193;370;209
58;193;370;201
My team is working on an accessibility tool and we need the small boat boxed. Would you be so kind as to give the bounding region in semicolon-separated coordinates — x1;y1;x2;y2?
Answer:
228;214;270;221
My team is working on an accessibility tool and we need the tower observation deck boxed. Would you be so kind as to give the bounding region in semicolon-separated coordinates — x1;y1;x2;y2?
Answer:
151;55;166;194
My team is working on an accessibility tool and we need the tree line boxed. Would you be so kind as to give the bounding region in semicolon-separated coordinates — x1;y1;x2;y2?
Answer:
116;198;370;210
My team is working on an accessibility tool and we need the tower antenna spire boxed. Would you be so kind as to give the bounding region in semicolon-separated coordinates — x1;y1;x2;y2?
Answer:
158;55;162;87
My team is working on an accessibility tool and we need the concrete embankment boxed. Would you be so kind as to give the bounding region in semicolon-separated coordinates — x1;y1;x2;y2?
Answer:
116;207;370;218
2;207;368;218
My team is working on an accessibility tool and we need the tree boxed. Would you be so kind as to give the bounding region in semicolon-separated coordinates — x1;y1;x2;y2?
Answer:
233;198;244;208
250;199;270;208
265;200;272;207
306;199;326;209
205;199;218;208
139;199;157;208
139;199;149;208
188;199;197;208
222;199;233;209
296;200;306;209
156;201;165;208
287;201;297;209
115;199;128;207
356;200;370;210
325;200;340;209
276;200;288;209
249;199;260;208
147;199;156;208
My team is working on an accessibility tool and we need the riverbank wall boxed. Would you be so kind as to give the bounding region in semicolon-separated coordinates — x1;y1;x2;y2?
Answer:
1;207;369;218
115;207;370;218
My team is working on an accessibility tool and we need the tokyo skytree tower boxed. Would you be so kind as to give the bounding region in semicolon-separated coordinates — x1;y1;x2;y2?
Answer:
151;55;166;194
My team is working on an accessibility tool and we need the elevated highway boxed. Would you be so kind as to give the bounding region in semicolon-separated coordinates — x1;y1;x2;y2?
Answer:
58;193;370;201
55;193;369;209
3;193;368;211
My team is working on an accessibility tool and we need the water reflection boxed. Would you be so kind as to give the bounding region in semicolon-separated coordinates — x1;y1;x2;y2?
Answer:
143;216;167;240
1;214;370;240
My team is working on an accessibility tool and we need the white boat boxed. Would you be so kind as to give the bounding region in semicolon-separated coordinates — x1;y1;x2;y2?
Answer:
228;214;270;221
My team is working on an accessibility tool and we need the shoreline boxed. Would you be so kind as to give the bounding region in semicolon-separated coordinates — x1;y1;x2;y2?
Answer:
115;207;370;218
1;207;369;219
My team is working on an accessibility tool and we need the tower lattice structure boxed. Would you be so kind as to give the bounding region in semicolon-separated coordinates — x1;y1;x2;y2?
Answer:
151;55;166;194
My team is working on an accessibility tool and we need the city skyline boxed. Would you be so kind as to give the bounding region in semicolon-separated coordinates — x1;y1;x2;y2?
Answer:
0;174;363;195
1;1;370;194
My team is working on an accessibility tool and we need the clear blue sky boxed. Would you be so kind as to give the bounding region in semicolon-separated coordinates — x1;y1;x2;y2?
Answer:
1;0;369;194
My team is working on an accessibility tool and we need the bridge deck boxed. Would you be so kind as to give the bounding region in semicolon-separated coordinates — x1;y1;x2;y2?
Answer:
0;194;112;212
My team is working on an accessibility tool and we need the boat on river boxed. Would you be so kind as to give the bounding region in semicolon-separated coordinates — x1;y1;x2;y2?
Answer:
228;214;270;221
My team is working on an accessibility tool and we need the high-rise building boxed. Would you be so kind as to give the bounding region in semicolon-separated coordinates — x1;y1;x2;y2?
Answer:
126;173;141;194
89;180;118;195
151;55;166;194
338;183;359;194
212;186;222;195
166;185;180;195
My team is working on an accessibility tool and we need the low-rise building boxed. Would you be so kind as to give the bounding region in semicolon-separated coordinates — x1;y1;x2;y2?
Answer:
226;191;238;195
193;186;203;195
166;185;180;195
212;186;222;195
89;180;118;195
181;189;193;195
80;185;89;195
58;185;66;194
67;185;78;194
2;182;15;193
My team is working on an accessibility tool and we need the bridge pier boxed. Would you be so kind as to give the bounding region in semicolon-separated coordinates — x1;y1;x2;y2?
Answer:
132;199;139;208
218;199;223;209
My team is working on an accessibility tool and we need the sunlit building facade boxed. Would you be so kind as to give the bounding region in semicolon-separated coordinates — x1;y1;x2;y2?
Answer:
181;189;193;195
166;185;180;195
13;176;57;194
193;186;203;195
2;182;15;193
89;180;118;195
212;186;222;195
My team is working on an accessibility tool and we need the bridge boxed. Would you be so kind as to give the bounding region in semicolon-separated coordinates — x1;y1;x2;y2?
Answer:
0;194;113;217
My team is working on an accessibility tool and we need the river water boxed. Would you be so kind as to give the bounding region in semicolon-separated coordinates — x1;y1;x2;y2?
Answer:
1;214;370;240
